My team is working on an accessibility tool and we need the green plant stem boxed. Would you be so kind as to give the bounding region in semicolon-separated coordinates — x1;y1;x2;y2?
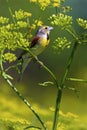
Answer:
52;41;78;130
24;125;41;130
6;0;16;23
2;75;47;130
66;77;87;83
27;49;59;88
0;51;4;72
0;51;47;130
65;27;78;40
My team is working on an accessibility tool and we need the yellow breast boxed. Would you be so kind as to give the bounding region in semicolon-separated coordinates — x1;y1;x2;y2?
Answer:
31;38;50;56
39;38;50;47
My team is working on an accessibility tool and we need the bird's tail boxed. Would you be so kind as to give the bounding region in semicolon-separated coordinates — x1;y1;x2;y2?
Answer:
18;53;32;81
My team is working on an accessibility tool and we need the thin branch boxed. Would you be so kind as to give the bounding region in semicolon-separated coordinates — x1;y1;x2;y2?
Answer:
0;50;47;130
5;62;21;72
24;125;41;130
52;41;78;130
61;42;78;85
6;0;16;23
27;49;59;88
66;77;87;83
65;27;78;40
0;51;4;71
2;74;47;130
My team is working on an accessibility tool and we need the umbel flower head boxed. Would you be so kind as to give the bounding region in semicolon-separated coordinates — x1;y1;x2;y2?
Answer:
30;0;60;10
50;13;73;28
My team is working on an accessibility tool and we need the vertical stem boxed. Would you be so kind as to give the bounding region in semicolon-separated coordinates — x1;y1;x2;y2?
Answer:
52;42;78;130
6;0;16;23
0;51;4;71
52;88;62;130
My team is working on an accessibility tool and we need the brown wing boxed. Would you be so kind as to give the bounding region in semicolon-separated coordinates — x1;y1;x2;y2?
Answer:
18;36;40;60
30;36;40;48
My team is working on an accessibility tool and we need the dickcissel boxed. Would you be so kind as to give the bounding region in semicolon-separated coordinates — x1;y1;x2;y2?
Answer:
18;25;53;79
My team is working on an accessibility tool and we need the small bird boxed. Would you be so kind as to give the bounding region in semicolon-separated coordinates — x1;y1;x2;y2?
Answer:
18;25;53;80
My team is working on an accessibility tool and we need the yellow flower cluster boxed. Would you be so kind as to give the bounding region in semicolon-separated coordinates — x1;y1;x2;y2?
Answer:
30;20;43;30
77;18;87;29
14;9;32;20
4;53;17;62
0;16;9;24
51;0;60;7
30;0;50;9
35;20;43;26
30;0;60;9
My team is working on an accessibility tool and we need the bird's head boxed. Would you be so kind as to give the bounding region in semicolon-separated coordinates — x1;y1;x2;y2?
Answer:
36;26;53;35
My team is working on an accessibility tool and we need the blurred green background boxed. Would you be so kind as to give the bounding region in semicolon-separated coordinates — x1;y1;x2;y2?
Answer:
0;0;87;129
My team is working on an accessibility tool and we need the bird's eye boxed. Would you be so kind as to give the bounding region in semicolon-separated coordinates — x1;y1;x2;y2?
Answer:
45;27;48;29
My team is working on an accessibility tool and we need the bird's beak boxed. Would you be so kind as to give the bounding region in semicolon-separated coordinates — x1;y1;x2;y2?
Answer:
48;26;54;31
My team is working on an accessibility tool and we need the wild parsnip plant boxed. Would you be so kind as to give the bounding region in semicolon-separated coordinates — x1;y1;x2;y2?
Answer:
0;0;87;130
